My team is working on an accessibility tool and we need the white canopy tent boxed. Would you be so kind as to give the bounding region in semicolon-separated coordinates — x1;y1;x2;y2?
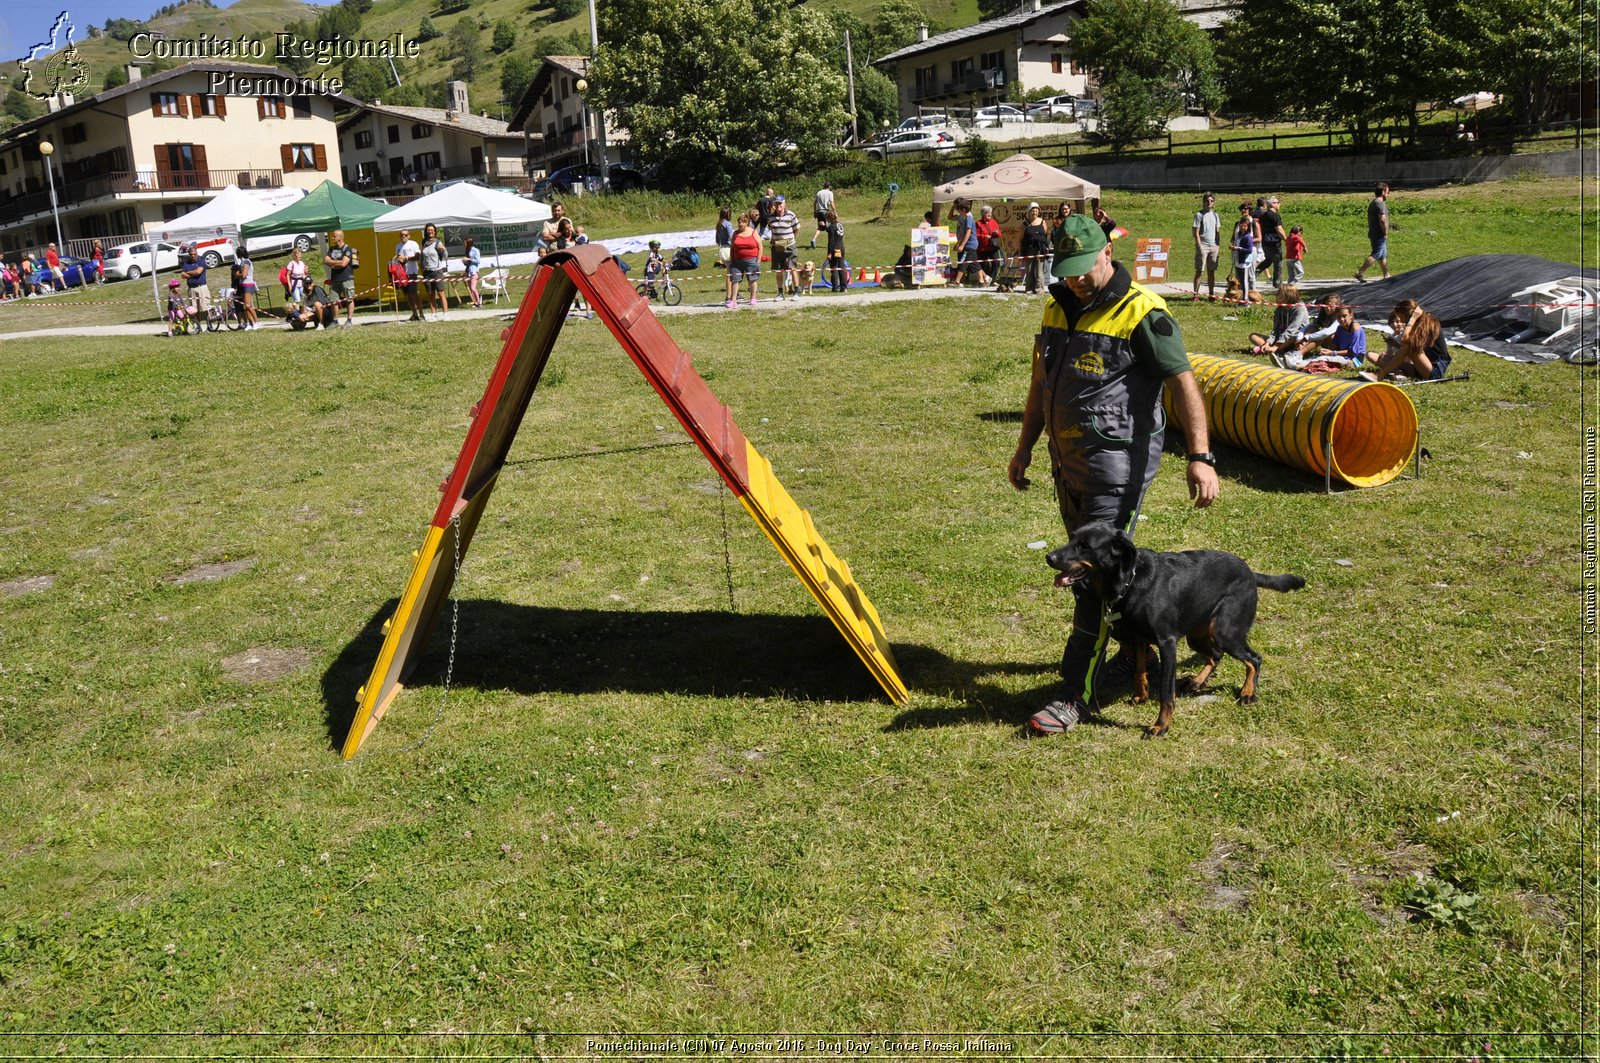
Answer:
374;183;553;268
933;153;1101;208
146;185;308;249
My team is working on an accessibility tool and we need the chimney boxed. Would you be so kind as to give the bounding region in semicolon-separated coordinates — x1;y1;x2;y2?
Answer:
125;63;142;83
917;22;929;40
47;92;75;112
447;79;469;114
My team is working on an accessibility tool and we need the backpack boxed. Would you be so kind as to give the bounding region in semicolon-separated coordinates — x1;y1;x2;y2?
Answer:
278;266;290;291
671;247;700;271
388;261;409;286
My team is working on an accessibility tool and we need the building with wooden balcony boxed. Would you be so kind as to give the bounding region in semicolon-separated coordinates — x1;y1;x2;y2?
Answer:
873;0;1090;119
0;61;350;258
507;57;630;181
872;0;1234;123
338;82;527;200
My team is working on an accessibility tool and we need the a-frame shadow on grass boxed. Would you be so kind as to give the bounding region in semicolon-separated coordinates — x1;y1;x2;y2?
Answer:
323;602;1070;752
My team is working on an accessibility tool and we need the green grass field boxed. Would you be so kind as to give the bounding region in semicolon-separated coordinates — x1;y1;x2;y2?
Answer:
0;176;1592;1057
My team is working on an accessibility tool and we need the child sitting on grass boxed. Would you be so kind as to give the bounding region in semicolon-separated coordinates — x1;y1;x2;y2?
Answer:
1250;283;1310;361
1281;304;1366;372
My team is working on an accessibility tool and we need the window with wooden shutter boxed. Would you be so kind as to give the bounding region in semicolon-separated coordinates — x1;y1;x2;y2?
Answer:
176;93;190;117
192;144;209;184
154;143;171;173
153;92;180;116
280;144;294;171
258;97;266;120
312;144;327;171
215;94;227;117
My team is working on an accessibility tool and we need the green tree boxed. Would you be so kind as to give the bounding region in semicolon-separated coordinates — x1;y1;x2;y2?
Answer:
977;0;1020;21
493;18;518;53
1071;0;1215;148
552;0;585;21
448;17;485;79
102;65;128;91
280;18;316;72
418;16;442;41
1217;0;1466;141
593;0;849;189
1458;0;1593;125
863;0;932;63
341;56;388;101
3;88;40;122
501;52;540;106
853;65;900;140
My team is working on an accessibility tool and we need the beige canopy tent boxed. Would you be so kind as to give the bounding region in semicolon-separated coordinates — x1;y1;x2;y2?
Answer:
932;153;1100;209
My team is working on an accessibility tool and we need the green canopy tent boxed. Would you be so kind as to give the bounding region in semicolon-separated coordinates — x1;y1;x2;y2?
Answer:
240;180;395;316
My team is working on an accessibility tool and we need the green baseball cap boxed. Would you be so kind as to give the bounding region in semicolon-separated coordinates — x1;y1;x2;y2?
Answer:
1051;213;1108;278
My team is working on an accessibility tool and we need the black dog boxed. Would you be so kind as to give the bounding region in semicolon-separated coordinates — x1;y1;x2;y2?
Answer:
1046;523;1305;738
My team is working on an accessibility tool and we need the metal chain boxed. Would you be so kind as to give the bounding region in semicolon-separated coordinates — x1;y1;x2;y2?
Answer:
718;480;737;613
287;514;460;778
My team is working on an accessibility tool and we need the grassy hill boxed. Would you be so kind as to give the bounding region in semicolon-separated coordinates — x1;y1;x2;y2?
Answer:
4;0;980;127
0;0;321;112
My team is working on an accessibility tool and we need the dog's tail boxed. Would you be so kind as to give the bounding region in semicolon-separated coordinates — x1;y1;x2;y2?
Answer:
1255;572;1306;593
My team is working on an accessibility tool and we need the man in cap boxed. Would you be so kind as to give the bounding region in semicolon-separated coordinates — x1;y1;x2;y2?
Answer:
1008;213;1219;735
767;194;800;299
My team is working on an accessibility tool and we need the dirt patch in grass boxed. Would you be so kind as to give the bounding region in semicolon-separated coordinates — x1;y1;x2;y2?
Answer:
1334;836;1437;926
1193;840;1254;911
1;574;56;597
170;557;257;585
220;647;313;683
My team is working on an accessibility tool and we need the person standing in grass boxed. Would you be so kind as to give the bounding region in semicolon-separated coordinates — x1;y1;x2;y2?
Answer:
1191;192;1221;300
462;236;482;308
394;228;422;321
419;222;450;320
323;229;358;327
810;183;834;249
1021;203;1051;294
824;208;847;292
726;213;761;308
1008;213;1218;736
91;240;105;285
1230;203;1256;303
767;194;800;299
1355;182;1391;282
1285;224;1307;285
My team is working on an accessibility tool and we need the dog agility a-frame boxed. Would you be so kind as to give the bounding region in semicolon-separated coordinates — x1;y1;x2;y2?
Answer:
344;244;909;759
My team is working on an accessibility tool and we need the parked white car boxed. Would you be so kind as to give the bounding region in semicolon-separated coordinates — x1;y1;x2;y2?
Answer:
973;104;1030;126
102;240;182;281
187;232;316;268
896;114;955;131
1025;95;1082;120
860;129;960;160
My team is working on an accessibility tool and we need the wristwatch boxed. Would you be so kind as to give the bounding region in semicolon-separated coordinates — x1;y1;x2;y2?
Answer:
1187;452;1217;467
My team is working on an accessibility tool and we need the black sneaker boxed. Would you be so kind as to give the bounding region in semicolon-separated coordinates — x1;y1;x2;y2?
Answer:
1029;699;1085;735
1100;652;1136;689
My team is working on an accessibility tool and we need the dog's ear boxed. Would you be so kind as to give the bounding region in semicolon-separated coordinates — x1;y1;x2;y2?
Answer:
1107;529;1138;589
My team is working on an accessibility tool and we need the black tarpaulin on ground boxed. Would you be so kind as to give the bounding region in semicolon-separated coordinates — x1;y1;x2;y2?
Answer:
1327;253;1598;364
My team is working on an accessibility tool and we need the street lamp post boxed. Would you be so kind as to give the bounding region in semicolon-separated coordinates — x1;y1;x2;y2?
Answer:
585;0;610;192
38;140;64;253
575;78;592;171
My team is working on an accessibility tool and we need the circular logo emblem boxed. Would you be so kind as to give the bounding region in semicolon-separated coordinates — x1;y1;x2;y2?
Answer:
991;164;1034;186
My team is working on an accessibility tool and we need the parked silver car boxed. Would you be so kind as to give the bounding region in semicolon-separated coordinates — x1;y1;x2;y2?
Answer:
860;129;960;160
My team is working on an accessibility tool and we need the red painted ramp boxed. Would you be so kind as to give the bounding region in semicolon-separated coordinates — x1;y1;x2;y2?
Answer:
344;244;909;759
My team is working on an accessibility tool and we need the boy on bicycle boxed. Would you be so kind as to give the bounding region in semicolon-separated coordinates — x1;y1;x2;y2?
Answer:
643;239;668;297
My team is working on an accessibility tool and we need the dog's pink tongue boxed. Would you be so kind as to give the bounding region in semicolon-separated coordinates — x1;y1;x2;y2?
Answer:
1054;572;1074;589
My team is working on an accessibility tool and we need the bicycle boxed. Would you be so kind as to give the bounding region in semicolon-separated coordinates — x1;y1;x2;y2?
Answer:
636;268;683;307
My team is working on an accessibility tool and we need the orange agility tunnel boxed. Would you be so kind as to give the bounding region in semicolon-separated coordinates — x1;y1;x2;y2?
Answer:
1170;354;1418;488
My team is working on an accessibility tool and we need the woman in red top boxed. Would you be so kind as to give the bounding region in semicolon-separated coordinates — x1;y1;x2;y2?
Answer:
974;205;1003;287
726;213;763;308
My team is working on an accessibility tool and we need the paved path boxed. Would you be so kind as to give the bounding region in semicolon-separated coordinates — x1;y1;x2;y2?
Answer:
0;276;1353;341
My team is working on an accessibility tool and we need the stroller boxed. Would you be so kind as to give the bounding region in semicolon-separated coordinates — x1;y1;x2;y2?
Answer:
167;280;199;336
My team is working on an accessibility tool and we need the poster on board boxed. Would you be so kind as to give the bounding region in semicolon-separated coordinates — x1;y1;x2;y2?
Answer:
911;226;953;286
1133;237;1172;283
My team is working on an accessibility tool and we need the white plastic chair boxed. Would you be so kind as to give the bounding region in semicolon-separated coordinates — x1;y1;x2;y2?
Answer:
480;268;508;306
